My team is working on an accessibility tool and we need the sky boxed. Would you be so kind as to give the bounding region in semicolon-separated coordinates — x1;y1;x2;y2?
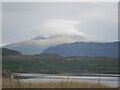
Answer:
1;2;118;46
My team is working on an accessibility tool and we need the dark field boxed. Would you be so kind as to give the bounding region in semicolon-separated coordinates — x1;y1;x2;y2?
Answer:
2;53;118;72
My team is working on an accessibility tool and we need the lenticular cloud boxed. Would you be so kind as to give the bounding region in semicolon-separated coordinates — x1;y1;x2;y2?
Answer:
33;19;89;41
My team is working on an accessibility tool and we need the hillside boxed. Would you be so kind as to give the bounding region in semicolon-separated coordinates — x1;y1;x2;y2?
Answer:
3;35;90;54
2;53;118;72
43;42;119;58
1;48;21;56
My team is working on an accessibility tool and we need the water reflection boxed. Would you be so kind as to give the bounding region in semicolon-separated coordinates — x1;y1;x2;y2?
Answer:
15;73;119;87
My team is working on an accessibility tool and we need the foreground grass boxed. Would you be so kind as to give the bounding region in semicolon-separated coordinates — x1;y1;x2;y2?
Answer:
2;78;110;88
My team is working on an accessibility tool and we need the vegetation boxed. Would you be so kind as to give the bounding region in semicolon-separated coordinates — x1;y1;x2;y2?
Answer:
1;48;21;56
2;77;110;88
2;53;118;72
2;51;118;88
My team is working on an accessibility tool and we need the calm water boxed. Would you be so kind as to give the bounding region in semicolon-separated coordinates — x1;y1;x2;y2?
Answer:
15;73;119;87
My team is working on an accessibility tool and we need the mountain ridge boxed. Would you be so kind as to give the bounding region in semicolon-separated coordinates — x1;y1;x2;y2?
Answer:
43;41;119;58
4;35;90;54
0;48;21;56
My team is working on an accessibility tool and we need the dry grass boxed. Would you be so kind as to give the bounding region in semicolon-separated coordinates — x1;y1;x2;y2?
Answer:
2;77;110;88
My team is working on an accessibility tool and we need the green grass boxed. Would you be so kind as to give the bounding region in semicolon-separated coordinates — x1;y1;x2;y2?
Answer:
2;55;118;72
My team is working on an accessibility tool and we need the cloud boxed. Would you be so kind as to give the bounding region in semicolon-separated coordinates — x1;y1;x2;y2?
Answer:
79;7;118;23
3;3;117;44
0;42;6;47
32;19;89;40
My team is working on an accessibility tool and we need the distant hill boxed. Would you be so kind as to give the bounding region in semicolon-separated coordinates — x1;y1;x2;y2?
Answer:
1;48;21;56
43;42;119;58
3;35;90;54
32;36;47;40
2;53;118;72
3;53;119;73
37;53;64;61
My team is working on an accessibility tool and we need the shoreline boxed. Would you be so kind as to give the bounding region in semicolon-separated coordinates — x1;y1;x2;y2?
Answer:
13;70;120;75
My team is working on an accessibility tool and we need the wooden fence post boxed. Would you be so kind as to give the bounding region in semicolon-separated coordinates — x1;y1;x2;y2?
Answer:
98;76;101;87
10;75;13;88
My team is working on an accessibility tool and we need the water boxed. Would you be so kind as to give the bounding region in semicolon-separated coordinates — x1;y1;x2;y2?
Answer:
15;73;119;87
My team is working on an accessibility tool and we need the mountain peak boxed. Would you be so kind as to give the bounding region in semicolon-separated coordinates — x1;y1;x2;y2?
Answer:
32;36;47;40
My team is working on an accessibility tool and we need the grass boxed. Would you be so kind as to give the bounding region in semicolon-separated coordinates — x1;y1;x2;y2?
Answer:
2;55;118;72
2;77;110;88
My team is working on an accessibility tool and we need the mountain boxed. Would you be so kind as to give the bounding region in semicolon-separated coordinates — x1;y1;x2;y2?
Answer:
0;48;21;56
32;36;47;40
43;42;119;58
4;35;90;54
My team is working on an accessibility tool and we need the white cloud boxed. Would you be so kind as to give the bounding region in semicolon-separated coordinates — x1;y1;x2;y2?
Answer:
32;19;89;39
0;42;6;47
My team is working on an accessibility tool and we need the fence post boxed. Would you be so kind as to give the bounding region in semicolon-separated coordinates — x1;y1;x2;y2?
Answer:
10;75;13;88
67;74;69;81
98;75;101;86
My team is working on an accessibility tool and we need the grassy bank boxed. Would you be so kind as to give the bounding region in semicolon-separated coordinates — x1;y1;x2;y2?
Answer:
2;78;110;88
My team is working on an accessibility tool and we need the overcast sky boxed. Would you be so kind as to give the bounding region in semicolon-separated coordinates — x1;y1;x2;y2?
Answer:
2;2;118;45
